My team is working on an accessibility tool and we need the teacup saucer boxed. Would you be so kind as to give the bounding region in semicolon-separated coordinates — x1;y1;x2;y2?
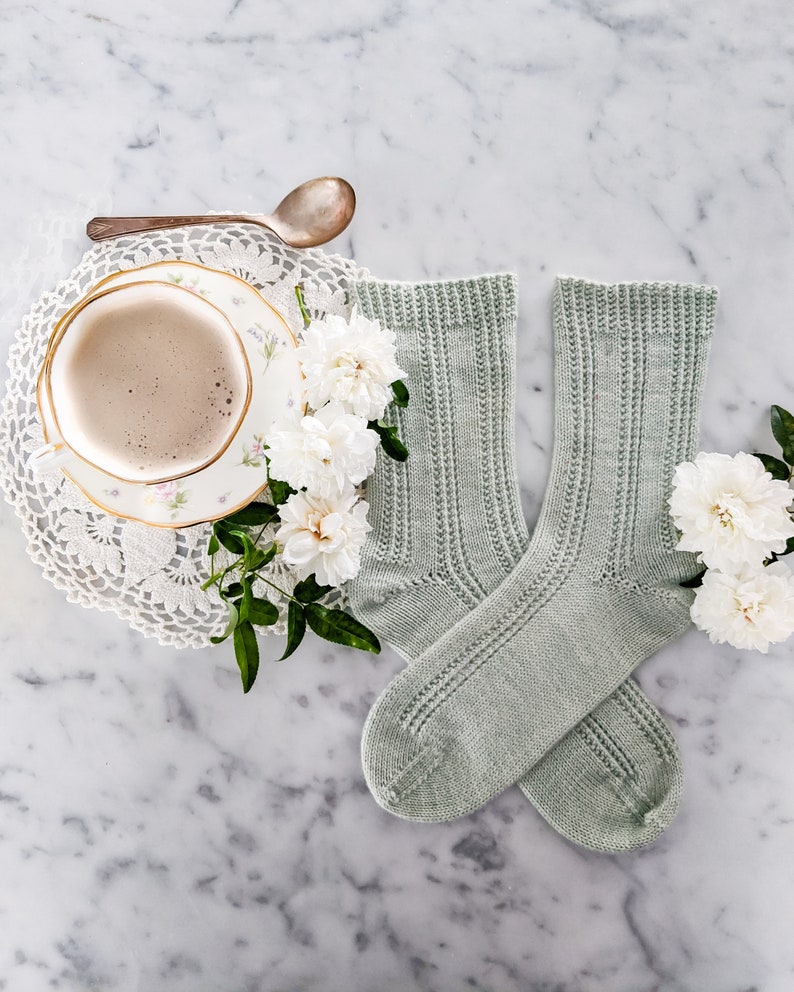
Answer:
37;260;303;527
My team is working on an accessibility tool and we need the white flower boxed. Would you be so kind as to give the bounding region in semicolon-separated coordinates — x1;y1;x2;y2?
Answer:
669;452;794;572
265;402;379;498
296;306;405;421
275;488;371;587
690;563;794;653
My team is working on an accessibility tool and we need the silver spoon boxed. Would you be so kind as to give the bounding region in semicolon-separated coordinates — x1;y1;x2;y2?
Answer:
86;176;356;248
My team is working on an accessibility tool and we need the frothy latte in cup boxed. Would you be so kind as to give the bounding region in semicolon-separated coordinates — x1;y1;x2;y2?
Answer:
44;281;251;484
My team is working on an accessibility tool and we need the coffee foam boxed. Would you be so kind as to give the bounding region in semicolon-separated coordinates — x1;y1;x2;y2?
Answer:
49;285;249;482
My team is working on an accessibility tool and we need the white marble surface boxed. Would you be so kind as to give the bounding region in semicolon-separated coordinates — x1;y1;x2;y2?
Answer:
1;1;793;990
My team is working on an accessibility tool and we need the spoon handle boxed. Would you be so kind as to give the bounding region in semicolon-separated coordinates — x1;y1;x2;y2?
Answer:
86;214;270;241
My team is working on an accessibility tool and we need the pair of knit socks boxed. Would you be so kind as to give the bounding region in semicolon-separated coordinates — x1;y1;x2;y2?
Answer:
348;274;718;851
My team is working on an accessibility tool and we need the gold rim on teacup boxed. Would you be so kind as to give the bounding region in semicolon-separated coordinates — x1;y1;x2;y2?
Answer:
33;260;304;528
83;259;300;348
35;280;253;486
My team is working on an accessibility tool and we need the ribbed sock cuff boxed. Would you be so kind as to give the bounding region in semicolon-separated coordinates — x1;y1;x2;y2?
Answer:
555;276;718;338
352;273;518;350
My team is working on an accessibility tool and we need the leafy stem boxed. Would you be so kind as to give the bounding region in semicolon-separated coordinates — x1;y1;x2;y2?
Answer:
368;418;409;461
747;403;794;567
202;288;408;692
295;283;312;328
204;508;380;693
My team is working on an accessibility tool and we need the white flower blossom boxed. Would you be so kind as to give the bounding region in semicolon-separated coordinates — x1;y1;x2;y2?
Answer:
297;306;405;421
690;563;794;653
275;488;371;587
669;451;794;572
265;402;379;498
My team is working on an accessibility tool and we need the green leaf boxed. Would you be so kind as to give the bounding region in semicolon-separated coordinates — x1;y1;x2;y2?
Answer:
226;529;272;574
278;600;306;660
248;597;279;626
233;620;260;693
207;532;220;556
391;379;409;408
771;405;794;465
367;419;409;462
224;581;244;599
779;534;794;558
213;519;246;556
680;567;707;589
229;528;256;557
753;452;791;481
210;600;239;644
266;473;296;507
293;574;333;603
238;577;254;622
304;603;381;653
248;542;277;572
223;502;279;528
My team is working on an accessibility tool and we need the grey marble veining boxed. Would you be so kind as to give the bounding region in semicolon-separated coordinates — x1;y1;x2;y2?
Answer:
1;1;793;990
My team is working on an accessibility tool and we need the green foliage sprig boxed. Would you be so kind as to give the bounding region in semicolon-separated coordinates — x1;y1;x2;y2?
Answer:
204;284;409;693
679;403;794;590
754;403;794;563
202;480;381;693
295;284;410;462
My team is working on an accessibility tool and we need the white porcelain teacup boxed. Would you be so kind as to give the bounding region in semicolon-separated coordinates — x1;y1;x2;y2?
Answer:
30;280;252;484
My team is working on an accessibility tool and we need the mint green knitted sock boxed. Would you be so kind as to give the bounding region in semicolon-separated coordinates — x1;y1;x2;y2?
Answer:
349;275;688;847
359;275;717;823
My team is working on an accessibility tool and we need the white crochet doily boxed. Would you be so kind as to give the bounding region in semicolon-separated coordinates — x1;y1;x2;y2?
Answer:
0;225;367;648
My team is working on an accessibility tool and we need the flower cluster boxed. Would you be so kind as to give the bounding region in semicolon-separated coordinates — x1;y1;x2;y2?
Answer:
204;287;408;692
669;407;794;653
276;488;372;587
297;306;404;420
690;566;794;653
267;305;405;588
266;403;379;502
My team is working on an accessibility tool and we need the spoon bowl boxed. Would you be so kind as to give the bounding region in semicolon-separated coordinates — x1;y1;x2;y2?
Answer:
86;176;356;248
268;176;356;248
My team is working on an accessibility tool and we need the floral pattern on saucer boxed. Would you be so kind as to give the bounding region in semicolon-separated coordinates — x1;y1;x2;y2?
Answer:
245;322;289;373
38;260;303;528
145;479;191;520
237;432;267;468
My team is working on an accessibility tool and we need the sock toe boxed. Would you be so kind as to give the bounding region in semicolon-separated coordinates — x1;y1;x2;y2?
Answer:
519;682;683;852
361;673;446;819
